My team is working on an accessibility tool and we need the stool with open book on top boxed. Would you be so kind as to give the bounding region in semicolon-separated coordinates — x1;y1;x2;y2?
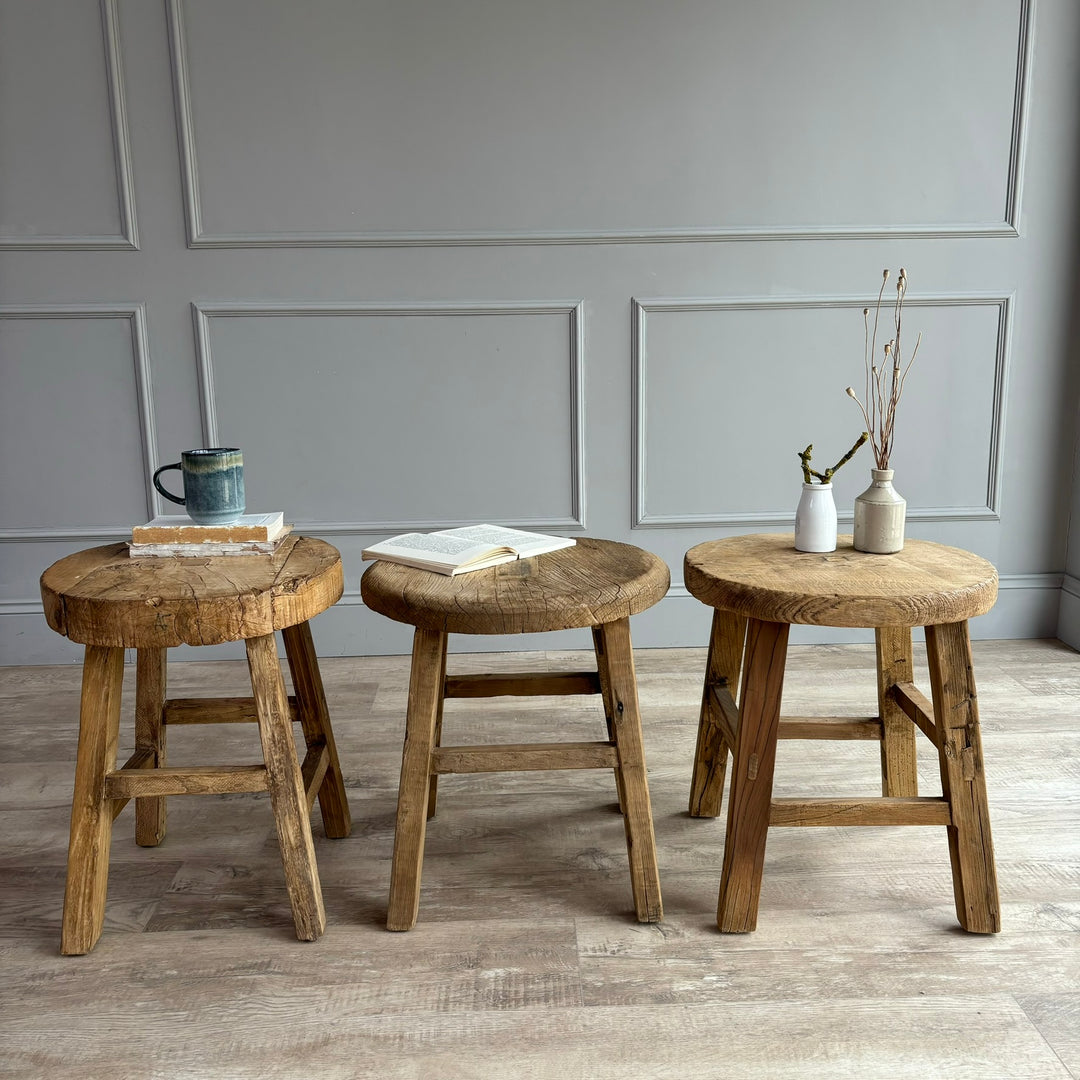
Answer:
360;525;670;930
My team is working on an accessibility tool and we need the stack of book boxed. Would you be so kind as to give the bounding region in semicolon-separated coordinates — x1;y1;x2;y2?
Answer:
129;512;290;556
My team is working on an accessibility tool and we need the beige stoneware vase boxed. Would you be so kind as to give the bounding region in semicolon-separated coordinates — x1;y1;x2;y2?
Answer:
852;468;906;553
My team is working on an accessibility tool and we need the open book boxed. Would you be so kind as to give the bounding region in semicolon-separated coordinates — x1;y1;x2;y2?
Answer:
361;524;576;576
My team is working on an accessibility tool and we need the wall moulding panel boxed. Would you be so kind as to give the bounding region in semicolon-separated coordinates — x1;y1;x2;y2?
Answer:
168;0;1032;248
0;0;138;250
632;294;1012;529
191;301;586;533
0;304;158;541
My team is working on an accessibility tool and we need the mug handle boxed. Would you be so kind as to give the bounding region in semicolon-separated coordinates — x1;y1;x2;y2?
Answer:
152;462;186;505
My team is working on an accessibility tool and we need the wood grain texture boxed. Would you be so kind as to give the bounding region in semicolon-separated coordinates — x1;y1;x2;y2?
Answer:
387;628;446;930
592;624;626;813
433;742;620;773
134;647;168;846
103;764;269;798
877;626;920;796
60;645;124;955
684;534;997;628
163;696;301;724
926;621;1002;933
246;633;326;941
445;671;602;697
40;536;343;647
717;618;789;932
893;680;939;747
361;536;670;635
778;716;883;739
597;617;662;922
689;609;745;817
283;620;351;839
769;796;952;827
426;630;448;821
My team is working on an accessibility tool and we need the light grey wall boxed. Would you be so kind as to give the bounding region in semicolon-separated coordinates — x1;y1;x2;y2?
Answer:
1060;295;1080;647
3;0;1079;664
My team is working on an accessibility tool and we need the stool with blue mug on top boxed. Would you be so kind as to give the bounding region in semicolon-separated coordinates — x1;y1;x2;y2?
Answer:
153;448;245;526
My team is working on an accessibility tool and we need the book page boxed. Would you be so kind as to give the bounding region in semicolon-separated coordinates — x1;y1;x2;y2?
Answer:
374;533;483;556
362;531;499;567
438;524;575;559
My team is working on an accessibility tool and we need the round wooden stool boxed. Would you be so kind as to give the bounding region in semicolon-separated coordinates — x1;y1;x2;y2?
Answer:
40;536;351;954
361;536;670;930
684;534;1000;934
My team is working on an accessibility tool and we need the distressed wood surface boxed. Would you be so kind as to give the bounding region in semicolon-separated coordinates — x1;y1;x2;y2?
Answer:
40;536;343;647
592;624;627;814
246;632;326;941
596;617;663;923
717;618;790;932
684;534;997;628
768;796;952;827
60;645;125;955
361;536;670;635
926;621;1002;932
378;540;667;929
433;742;620;773
163;696;301;724
283;620;352;839
134;647;168;845
877;626;920;796
103;764;269;799
387;628;446;930
688;609;745;818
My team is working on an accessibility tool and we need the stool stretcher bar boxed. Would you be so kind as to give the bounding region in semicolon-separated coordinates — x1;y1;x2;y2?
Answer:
164;696;301;725
710;683;896;744
444;671;602;698
769;796;952;827
433;741;620;774
891;681;940;747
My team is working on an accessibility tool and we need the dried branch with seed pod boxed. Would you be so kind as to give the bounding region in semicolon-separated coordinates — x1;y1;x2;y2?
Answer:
844;268;921;469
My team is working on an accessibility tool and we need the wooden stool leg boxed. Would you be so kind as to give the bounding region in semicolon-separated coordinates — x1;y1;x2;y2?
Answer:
387;628;446;931
597;618;662;923
717;618;789;933
135;647;168;846
282;621;351;839
690;609;747;817
246;633;326;941
425;633;448;821
875;626;919;797
592;625;626;814
925;621;1001;933
62;645;124;955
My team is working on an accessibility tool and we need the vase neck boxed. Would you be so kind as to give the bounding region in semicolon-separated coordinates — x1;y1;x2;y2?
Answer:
802;481;832;490
871;468;894;482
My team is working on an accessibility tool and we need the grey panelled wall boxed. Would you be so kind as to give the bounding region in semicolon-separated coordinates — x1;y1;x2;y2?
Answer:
2;0;1080;664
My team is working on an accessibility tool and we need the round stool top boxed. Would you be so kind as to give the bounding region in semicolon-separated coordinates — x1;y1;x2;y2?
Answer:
684;534;997;628
40;536;343;648
361;536;670;635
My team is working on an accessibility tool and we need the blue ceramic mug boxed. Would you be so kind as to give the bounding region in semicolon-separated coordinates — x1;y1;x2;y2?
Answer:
153;448;245;525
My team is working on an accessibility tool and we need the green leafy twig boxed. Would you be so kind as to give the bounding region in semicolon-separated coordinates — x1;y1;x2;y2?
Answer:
798;432;868;484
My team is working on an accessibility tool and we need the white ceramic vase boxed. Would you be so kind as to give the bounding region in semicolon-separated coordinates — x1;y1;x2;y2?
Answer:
794;482;837;553
853;468;906;553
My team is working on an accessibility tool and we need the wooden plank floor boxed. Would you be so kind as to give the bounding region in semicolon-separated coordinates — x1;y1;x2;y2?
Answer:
1;638;1078;1079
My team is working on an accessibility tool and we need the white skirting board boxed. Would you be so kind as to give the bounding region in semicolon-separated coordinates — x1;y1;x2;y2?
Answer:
0;573;1068;665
